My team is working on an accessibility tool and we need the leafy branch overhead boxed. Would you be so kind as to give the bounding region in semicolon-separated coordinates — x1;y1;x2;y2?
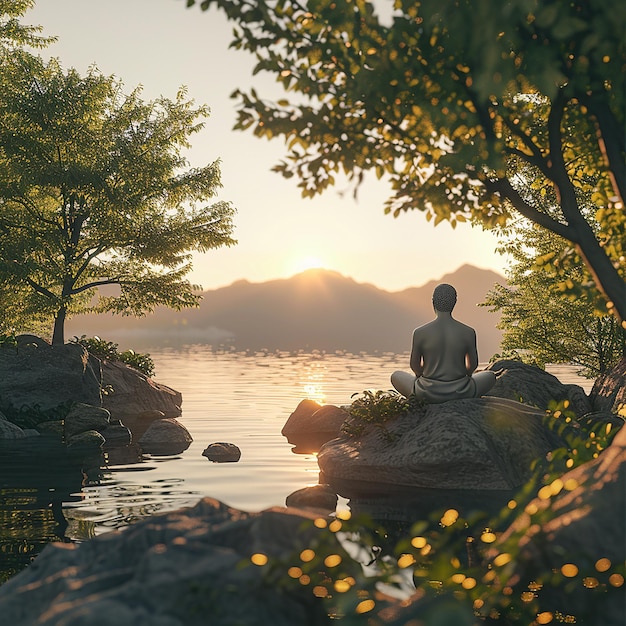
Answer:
184;0;625;322
0;53;236;344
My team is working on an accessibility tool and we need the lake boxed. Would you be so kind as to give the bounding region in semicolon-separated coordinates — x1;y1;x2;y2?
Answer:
0;348;593;582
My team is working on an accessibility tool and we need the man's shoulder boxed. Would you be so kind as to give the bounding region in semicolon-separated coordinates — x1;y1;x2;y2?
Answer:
453;319;477;336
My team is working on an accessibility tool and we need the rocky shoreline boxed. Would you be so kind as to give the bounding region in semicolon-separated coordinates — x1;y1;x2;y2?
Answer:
0;337;624;625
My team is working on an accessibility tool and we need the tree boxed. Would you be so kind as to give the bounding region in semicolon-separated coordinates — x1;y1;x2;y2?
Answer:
184;0;626;322
0;57;236;345
0;0;53;53
483;219;625;376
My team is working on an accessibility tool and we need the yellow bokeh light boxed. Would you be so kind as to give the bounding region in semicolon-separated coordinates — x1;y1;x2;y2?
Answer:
564;478;579;491
494;553;512;567
525;503;539;515
324;554;342;568
288;567;303;578
462;577;477;590
328;520;342;532
451;573;466;584
595;558;611;572
398;554;416;568
334;580;351;593
521;591;535;603
355;599;376;614
561;563;579;578
336;510;352;521
250;553;268;566
440;508;459;526
313;585;329;598
507;500;517;509
300;549;316;562
314;518;327;529
299;574;311;585
481;531;497;543
411;536;427;549
583;577;599;589
536;611;554;624
538;485;552;500
609;574;624;587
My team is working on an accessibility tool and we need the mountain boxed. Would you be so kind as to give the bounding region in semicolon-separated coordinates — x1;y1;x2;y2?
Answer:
66;264;505;358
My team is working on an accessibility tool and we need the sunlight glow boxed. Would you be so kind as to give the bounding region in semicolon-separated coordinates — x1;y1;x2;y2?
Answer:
290;255;326;274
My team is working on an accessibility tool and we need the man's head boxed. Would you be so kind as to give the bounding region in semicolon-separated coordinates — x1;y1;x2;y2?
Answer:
432;283;457;313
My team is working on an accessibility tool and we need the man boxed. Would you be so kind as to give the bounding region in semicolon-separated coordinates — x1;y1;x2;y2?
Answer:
391;283;496;403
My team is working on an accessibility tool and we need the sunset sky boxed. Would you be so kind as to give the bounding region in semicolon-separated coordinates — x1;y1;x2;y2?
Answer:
27;0;508;292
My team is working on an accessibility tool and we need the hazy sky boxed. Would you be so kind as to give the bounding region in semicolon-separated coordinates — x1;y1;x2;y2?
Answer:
26;0;507;292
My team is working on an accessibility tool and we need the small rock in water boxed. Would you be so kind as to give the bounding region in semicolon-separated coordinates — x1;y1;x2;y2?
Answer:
139;418;192;456
203;442;241;463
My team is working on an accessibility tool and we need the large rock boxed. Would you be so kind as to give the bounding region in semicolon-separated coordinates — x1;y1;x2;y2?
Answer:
281;400;349;452
0;498;341;626
0;339;101;413
318;397;564;494
487;359;592;416
101;360;182;422
589;356;626;415
490;423;625;626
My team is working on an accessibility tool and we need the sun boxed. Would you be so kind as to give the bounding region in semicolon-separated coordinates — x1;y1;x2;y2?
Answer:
291;255;326;274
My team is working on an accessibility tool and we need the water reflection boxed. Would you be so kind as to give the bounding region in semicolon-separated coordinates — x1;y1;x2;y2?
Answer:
0;351;592;586
0;440;87;583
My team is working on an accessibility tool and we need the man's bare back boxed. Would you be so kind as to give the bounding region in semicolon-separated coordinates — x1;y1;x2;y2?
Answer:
391;284;496;403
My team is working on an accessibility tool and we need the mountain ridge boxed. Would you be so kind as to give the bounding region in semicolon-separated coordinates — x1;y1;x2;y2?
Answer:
66;264;505;357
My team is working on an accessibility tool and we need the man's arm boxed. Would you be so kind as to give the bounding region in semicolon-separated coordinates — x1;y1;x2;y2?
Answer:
410;329;424;376
465;329;479;375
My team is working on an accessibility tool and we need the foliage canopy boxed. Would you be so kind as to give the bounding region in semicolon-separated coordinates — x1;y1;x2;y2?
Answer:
0;56;236;344
484;219;626;376
184;0;626;322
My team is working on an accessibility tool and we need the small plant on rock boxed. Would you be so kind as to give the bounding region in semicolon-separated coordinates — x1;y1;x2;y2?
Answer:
341;390;424;442
71;336;155;378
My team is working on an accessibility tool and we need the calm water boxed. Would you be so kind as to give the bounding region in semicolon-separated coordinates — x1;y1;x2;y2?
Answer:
0;349;592;580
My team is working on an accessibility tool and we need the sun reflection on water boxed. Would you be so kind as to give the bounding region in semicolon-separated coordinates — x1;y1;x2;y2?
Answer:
301;360;328;404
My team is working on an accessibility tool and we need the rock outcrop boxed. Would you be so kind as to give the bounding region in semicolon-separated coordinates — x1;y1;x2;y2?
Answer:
488;423;626;626
0;339;101;413
487;359;592;416
281;400;349;452
318;397;563;495
101;359;182;422
0;498;341;626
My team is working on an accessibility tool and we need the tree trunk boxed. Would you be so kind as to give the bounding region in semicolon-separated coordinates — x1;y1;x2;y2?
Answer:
574;222;626;324
52;306;66;346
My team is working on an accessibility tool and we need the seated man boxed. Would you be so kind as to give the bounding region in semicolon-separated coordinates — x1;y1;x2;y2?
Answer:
391;283;496;403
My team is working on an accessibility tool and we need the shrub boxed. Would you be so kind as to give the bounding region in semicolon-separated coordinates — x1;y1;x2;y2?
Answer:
70;336;155;377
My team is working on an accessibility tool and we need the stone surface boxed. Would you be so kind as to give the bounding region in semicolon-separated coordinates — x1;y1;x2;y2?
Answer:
589;356;626;415
281;400;349;452
0;498;341;626
101;360;182;422
0;413;26;439
285;484;338;512
66;429;106;452
487;359;592;416
64;403;111;438
139;418;192;455
202;442;241;462
100;423;132;449
491;424;626;626
318;397;564;494
0;340;101;413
